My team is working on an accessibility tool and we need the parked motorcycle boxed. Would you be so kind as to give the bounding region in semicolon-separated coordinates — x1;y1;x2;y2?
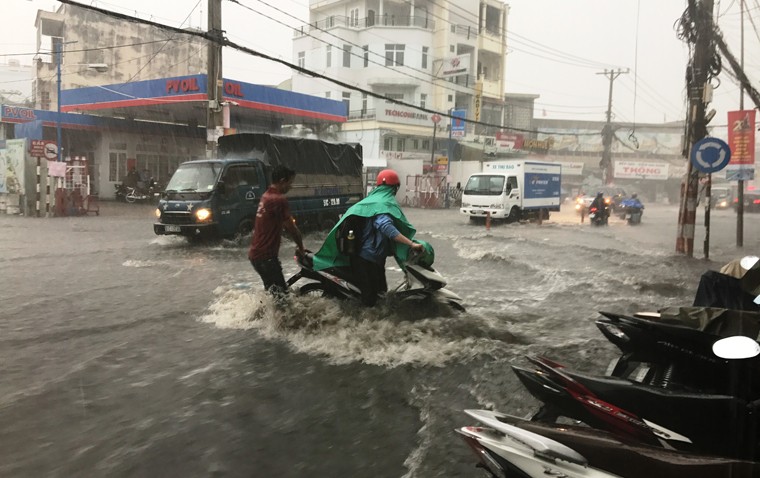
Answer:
513;348;760;460
285;244;466;312
457;408;760;478
114;180;162;203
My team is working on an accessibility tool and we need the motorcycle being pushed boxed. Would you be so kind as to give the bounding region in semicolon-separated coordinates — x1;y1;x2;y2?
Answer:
285;242;466;312
114;180;162;203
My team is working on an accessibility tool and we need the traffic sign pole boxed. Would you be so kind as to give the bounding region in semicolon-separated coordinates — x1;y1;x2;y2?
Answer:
690;137;731;259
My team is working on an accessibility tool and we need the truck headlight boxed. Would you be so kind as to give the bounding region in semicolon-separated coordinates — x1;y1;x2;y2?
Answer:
461;202;470;207
154;208;161;218
195;208;212;222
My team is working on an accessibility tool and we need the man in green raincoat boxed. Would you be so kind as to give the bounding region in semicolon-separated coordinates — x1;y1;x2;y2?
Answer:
312;169;423;306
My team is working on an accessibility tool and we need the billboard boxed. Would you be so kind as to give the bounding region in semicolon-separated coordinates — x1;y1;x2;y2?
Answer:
614;160;669;180
440;54;471;78
451;109;466;137
726;110;756;181
0;139;26;194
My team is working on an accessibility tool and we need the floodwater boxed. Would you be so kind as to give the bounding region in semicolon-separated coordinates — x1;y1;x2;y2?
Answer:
1;200;758;477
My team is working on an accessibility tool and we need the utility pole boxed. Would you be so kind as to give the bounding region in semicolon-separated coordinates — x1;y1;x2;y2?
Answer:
206;0;224;158
737;0;745;248
676;0;714;257
597;69;628;185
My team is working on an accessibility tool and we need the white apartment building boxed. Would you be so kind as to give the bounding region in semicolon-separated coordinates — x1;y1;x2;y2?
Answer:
292;0;508;193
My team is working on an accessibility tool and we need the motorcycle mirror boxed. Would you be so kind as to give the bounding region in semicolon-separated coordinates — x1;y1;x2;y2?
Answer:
712;336;760;360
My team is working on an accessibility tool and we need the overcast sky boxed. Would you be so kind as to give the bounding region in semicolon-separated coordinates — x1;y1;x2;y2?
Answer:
1;0;756;132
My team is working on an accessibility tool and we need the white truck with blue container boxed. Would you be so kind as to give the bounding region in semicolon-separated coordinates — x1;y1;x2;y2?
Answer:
459;160;562;223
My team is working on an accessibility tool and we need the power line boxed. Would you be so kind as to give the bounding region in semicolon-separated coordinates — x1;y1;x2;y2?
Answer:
0;39;176;57
56;0;600;136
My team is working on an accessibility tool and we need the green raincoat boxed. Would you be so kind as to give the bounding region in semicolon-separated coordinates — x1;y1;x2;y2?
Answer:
312;185;416;271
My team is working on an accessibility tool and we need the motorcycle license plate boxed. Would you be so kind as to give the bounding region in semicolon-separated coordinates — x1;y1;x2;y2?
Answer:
165;225;181;233
589;213;596;218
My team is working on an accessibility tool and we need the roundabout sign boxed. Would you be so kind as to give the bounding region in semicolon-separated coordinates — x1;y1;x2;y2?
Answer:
691;137;731;174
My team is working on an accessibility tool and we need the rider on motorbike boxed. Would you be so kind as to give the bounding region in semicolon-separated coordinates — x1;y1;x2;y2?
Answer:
312;169;423;306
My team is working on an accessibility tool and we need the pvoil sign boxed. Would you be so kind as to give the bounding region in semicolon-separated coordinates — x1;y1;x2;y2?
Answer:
1;106;36;121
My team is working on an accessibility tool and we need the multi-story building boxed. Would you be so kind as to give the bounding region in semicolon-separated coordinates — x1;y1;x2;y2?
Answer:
292;0;509;198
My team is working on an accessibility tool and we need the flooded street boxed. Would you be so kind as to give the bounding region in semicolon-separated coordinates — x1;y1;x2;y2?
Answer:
1;201;758;477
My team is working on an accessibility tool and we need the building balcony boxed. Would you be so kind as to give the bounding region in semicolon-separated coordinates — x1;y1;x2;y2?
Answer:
294;14;434;37
479;77;502;99
477;29;504;54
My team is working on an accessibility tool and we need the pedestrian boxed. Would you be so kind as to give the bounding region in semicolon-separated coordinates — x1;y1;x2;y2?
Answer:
312;169;423;306
249;165;304;298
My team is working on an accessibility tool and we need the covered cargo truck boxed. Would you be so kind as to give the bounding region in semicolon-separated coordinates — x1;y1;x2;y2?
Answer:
460;160;561;223
153;133;363;240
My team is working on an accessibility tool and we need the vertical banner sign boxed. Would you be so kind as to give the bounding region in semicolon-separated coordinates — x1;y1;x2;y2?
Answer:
726;110;756;181
450;109;467;137
474;81;483;122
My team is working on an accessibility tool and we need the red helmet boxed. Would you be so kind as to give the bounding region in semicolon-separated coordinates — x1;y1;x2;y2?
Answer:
376;169;400;186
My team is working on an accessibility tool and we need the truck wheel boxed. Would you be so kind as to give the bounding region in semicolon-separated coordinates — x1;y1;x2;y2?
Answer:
234;219;254;243
508;206;521;223
320;214;337;230
541;208;550;220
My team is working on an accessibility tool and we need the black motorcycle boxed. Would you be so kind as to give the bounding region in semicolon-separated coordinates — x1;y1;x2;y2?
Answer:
588;205;609;226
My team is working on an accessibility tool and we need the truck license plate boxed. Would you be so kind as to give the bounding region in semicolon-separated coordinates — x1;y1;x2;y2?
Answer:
166;225;181;232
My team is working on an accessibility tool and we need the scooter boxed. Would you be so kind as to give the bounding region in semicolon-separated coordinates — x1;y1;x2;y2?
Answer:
114;183;152;203
285;246;466;312
457;408;760;478
588;205;609;226
596;309;760;397
513;353;760;459
618;198;644;224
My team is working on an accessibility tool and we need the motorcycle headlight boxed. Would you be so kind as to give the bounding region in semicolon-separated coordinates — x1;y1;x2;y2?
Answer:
604;198;611;205
575;203;581;210
195;208;212;222
154;208;161;218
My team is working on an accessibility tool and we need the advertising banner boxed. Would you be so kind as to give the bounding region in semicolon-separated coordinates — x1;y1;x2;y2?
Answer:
0;139;26;194
614;160;669;180
451;109;466;137
726;110;756;181
524;172;561;199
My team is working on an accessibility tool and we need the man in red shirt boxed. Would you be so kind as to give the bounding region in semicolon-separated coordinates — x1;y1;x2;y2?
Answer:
248;165;305;297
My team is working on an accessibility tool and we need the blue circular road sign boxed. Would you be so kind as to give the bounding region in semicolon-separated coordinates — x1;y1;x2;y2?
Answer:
691;137;731;174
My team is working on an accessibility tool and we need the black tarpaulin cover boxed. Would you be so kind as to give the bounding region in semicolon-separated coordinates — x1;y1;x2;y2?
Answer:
217;134;363;198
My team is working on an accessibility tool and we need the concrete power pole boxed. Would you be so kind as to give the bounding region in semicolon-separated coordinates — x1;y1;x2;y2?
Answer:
597;69;628;185
676;0;714;257
206;0;224;158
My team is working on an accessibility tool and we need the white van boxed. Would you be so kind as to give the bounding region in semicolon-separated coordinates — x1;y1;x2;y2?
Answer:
460;160;562;222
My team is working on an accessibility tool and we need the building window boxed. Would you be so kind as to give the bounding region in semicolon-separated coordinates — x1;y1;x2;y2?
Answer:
385;92;404;103
363;45;369;67
361;93;368;114
385;44;404;66
421;46;428;69
450;45;455;53
422;139;430;150
350;8;359;27
412;139;419;149
420;93;427;109
396;138;406;151
326;44;332;67
40;91;51;110
384;137;393;150
342;92;350;112
297;51;305;68
448;94;453;102
343;45;351;67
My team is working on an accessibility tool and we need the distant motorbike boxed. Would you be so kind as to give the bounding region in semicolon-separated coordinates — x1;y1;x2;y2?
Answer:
285;244;466;312
618;198;644;224
588;205;609;226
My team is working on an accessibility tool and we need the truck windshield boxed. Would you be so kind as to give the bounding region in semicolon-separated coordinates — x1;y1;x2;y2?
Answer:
165;162;222;192
464;175;505;195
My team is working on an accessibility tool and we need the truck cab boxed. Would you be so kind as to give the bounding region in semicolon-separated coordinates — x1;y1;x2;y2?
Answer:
154;159;265;240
